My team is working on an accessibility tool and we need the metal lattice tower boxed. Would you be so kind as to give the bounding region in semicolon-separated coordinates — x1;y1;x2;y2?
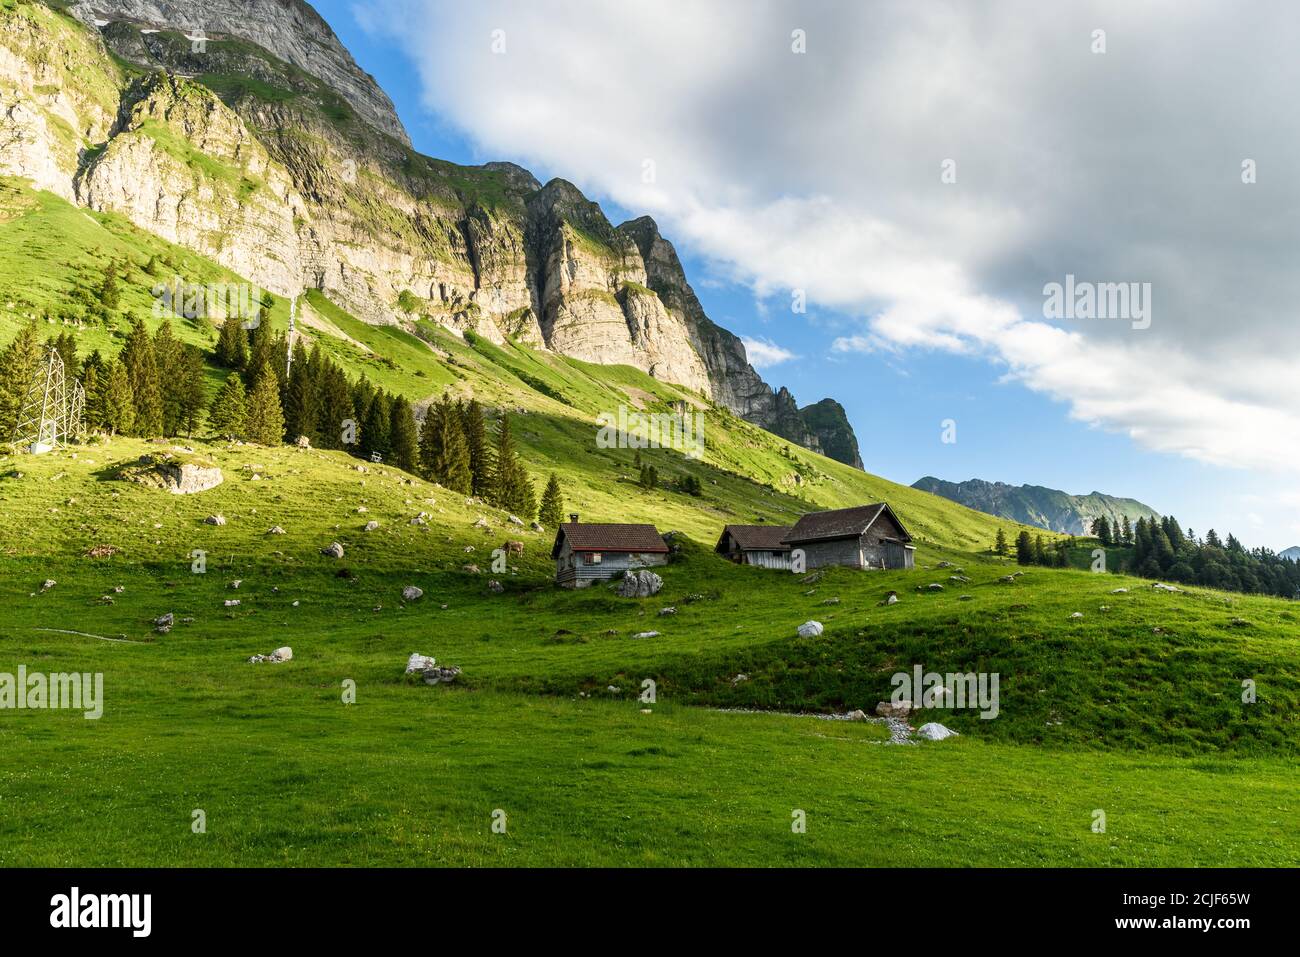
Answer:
13;348;85;453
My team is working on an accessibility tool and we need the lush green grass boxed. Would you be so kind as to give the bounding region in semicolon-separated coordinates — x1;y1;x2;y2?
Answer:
0;437;1297;866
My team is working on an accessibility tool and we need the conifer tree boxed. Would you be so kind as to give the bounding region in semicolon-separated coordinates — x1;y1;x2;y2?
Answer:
316;361;353;450
489;413;531;512
81;361;104;432
388;396;420;473
244;323;274;389
359;390;391;462
434;401;472;494
461;398;491;496
153;319;183;435
1033;534;1047;566
216;318;248;370
101;359;135;435
0;319;43;437
283;339;318;442
50;331;79;381
994;527;1009;556
208;373;247;440
1016;530;1034;566
98;260;120;312
538;472;564;528
121;314;163;436
175;346;207;438
243;364;284;445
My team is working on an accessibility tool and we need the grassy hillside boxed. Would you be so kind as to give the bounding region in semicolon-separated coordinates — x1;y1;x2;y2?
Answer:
1;147;1296;867
0;437;1297;866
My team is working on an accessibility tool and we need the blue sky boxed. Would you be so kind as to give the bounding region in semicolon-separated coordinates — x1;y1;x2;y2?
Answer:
313;0;1295;550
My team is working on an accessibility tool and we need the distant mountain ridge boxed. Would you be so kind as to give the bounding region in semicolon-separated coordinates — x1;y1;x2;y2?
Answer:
1280;546;1300;561
912;476;1160;535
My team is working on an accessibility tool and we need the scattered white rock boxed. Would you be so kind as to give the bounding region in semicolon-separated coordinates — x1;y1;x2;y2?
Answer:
248;646;292;664
402;585;423;601
487;580;504;594
846;709;868;721
1110;587;1129;594
153;612;174;634
321;541;345;558
507;514;524;526
658;606;677;616
916;722;959;741
880;592;899;606
1069;612;1084;619
267;526;286;535
1153;583;1181;592
406;653;437;674
204;514;226;526
797;620;824;638
631;631;660;639
364;520;380;532
224;599;241;607
39;579;56;593
616;570;663;598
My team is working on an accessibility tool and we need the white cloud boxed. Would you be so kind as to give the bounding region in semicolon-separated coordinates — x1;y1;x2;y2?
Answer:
741;337;798;369
360;0;1300;478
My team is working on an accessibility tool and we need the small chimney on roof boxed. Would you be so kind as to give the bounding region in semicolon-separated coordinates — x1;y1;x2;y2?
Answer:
569;513;579;523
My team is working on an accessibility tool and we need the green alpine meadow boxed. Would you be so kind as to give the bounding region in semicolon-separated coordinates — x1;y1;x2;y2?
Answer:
0;0;1296;879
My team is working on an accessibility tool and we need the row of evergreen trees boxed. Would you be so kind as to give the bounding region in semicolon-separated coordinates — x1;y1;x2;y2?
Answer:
1122;515;1300;597
0;315;569;526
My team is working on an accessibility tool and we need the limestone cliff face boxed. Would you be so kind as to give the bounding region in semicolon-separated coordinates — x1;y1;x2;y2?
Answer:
69;0;409;145
0;1;864;466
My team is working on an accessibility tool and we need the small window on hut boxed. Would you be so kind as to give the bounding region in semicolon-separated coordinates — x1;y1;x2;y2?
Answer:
586;552;602;565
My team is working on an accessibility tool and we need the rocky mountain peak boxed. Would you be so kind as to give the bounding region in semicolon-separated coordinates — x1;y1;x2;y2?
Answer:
70;0;410;145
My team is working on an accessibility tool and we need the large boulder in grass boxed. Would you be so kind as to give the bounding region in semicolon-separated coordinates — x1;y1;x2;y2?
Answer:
916;722;959;741
616;570;663;598
120;453;223;494
797;620;824;638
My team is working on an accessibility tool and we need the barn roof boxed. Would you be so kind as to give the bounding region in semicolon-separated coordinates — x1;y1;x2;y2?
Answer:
551;522;669;558
716;525;793;552
781;504;912;545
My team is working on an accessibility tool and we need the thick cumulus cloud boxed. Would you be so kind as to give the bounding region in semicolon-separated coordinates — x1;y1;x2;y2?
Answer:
359;0;1300;474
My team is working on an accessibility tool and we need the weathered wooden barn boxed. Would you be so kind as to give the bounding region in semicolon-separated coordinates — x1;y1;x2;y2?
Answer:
551;514;669;587
781;503;916;571
714;525;794;569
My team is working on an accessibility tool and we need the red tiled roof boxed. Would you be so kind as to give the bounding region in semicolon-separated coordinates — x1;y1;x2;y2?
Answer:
782;504;911;545
551;523;669;557
717;525;793;552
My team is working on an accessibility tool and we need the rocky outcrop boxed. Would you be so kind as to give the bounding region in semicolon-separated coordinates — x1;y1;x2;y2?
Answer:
0;2;863;464
69;0;409;144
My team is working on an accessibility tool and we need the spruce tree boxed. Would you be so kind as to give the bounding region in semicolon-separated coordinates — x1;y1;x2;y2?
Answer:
153;318;183;435
489;413;527;511
315;361;353;450
388;396;420;473
50;331;79;381
461;398;491;496
417;398;442;479
538;472;564;528
0;320;43;437
434;400;472;493
244;323;274;389
243;364;284;445
216;318;248;370
102;359;135;435
208;373;247;440
99;260;120;312
175;346;207;438
359;391;391;462
121;314;163;436
994;527;1008;556
1016;530;1034;566
81;362;104;432
283;339;318;443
